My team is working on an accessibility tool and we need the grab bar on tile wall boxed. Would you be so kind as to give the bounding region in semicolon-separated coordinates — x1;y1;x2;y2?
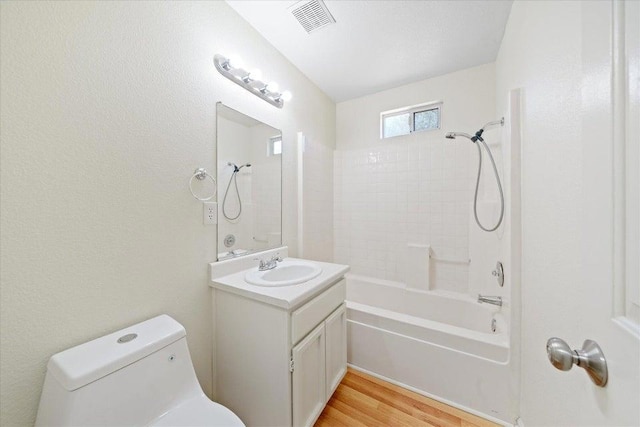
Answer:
429;253;471;264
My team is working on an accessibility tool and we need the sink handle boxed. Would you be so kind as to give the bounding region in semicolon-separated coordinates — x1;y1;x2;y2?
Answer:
254;254;282;271
253;258;267;270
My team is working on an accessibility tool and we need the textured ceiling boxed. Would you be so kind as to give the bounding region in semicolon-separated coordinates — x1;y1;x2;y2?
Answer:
226;0;513;102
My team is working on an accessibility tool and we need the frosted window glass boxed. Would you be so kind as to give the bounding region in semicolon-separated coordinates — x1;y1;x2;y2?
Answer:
383;113;411;138
268;136;282;156
414;109;439;131
273;139;282;155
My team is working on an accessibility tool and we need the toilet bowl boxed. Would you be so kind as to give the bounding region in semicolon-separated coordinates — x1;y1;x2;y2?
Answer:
35;315;244;426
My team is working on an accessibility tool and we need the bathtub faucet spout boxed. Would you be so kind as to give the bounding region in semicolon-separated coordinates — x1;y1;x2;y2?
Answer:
477;295;503;307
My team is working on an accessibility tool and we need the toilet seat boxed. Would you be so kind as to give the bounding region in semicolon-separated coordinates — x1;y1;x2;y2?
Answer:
151;395;245;427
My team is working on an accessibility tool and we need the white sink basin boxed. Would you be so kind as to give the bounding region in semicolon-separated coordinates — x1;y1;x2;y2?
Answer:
245;260;322;287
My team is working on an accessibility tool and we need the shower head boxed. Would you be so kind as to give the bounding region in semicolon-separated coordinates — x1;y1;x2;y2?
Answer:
228;162;251;172
446;118;504;143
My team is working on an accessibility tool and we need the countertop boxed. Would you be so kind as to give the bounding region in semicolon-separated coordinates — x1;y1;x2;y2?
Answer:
209;257;350;310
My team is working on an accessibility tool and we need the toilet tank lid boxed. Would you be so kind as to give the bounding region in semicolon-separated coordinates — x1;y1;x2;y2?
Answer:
47;315;186;391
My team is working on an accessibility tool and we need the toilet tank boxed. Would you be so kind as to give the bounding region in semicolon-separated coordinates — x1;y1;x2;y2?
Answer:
35;315;204;426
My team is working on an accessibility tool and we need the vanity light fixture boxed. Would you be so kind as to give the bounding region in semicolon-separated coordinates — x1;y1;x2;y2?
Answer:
214;54;291;109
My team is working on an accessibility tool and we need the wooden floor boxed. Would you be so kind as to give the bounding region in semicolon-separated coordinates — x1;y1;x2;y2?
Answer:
315;368;500;427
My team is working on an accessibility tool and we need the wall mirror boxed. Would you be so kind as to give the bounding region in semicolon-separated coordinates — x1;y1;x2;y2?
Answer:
216;103;282;261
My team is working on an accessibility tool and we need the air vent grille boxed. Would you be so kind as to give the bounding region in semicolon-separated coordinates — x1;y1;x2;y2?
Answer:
289;0;336;34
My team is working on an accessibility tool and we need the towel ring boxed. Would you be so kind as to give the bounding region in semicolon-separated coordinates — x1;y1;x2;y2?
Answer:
189;168;217;201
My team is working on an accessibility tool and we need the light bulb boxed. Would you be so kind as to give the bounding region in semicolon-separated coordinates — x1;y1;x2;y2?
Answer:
280;90;292;102
249;69;262;81
266;81;279;93
228;56;244;70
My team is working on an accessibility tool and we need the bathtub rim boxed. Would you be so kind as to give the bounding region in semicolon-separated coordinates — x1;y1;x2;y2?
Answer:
346;272;508;304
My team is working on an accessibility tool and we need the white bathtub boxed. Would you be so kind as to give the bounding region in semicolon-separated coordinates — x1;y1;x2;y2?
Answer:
346;273;514;424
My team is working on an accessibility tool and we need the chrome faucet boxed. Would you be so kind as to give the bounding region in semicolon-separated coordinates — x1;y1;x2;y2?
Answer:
256;254;283;271
477;295;503;306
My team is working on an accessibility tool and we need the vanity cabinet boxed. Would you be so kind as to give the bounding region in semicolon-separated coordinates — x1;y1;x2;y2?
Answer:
292;303;346;427
212;277;347;427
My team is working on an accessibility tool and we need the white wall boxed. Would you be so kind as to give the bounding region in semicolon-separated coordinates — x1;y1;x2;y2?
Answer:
0;2;335;425
334;64;495;291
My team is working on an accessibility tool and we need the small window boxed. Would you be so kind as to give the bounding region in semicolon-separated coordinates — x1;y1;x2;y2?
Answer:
383;112;411;138
380;102;441;139
268;135;282;156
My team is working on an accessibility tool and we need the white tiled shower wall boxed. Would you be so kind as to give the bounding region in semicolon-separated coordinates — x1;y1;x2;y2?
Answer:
334;63;496;294
334;140;475;291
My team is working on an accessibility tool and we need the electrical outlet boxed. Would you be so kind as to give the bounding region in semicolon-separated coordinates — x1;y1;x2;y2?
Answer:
203;202;217;225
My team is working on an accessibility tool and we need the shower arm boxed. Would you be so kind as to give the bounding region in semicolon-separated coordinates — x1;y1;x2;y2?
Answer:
473;118;505;141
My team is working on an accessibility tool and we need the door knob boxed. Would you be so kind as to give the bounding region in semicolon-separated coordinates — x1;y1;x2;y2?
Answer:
546;338;608;387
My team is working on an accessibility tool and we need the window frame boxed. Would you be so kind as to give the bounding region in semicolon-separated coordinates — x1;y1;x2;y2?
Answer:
380;101;442;139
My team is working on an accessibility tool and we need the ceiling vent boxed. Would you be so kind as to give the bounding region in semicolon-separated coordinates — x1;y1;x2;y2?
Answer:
289;0;336;34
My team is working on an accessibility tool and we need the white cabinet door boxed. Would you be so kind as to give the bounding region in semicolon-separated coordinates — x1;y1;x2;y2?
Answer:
292;323;326;427
324;303;347;400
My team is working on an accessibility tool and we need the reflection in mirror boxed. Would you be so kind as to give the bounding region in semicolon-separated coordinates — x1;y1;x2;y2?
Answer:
216;103;282;261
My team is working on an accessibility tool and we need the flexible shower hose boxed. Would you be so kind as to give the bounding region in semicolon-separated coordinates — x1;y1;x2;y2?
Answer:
473;137;504;232
222;171;242;221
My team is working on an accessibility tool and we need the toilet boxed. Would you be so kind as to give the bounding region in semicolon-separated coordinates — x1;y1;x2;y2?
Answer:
35;315;244;426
